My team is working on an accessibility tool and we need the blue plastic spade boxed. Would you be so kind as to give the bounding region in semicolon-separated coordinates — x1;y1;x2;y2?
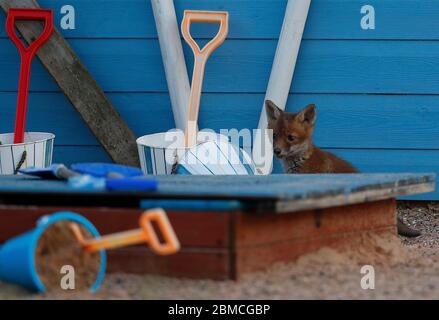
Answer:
71;163;144;178
20;163;158;192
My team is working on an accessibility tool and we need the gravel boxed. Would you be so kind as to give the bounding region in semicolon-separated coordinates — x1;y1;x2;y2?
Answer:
1;201;438;300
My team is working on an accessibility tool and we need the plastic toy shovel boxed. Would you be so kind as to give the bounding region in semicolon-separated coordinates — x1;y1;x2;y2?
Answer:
6;8;54;144
137;11;256;175
70;209;180;255
181;10;228;148
174;11;256;175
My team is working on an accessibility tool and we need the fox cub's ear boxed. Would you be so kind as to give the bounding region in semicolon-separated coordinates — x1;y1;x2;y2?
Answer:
265;100;283;121
297;104;317;126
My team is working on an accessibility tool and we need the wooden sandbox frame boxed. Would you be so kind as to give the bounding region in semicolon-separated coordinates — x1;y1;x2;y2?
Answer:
0;173;435;280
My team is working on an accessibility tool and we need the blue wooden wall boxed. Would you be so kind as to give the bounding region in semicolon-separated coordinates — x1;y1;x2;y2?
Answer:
0;0;438;199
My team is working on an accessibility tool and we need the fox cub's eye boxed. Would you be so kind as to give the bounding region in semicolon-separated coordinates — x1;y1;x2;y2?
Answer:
273;133;278;140
287;135;295;142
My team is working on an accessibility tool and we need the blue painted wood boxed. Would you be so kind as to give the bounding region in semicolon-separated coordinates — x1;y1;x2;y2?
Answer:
0;173;433;201
49;146;439;199
0;0;436;201
2;93;439;150
0;0;437;40
53;146;439;173
2;39;439;94
0;92;176;145
273;149;439;201
274;149;439;175
53;145;439;181
151;174;435;200
140;199;244;211
54;146;111;164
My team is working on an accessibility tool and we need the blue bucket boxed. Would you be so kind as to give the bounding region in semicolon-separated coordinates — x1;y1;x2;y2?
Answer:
0;212;107;293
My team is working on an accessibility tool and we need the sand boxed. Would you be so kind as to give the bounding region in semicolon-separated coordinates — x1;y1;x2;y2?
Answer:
35;221;101;292
0;201;438;300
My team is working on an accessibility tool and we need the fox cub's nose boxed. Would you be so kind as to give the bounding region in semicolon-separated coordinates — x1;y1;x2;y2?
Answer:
274;148;282;156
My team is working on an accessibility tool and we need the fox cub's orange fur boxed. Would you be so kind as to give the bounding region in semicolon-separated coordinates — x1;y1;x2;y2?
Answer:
266;100;357;174
265;101;422;237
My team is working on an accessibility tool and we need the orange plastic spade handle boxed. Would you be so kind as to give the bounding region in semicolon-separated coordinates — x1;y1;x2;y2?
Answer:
181;10;229;58
181;10;229;147
139;208;181;255
70;209;180;255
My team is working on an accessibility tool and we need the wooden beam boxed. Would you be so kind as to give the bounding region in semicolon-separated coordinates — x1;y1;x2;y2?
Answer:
151;0;191;131
0;0;139;166
252;0;311;174
0;173;434;210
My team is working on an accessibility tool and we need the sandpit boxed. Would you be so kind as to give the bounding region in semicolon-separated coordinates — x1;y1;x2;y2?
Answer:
35;221;101;292
0;201;437;299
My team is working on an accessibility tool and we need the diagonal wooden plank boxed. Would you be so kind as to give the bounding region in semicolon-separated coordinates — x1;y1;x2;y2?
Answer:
0;0;139;166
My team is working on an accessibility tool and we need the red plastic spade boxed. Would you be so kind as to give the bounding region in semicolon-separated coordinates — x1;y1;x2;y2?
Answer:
6;8;54;144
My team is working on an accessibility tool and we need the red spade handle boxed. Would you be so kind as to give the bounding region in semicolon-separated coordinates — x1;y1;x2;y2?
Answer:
6;8;54;144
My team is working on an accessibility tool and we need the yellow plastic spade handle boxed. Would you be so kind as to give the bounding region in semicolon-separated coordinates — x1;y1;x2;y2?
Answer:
70;208;180;255
181;10;229;147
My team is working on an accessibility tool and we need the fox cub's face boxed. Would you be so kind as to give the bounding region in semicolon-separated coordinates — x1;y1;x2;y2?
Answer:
265;100;317;159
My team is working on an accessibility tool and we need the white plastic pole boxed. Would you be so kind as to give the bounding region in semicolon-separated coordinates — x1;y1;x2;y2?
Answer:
252;0;311;175
151;0;191;131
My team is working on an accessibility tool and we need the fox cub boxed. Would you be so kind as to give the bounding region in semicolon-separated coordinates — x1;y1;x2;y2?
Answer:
265;100;357;174
266;100;420;237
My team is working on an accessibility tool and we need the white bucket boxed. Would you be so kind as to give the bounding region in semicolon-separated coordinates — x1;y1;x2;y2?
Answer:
136;131;256;175
0;132;55;175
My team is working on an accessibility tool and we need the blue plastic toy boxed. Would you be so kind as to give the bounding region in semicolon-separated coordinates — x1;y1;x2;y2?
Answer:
0;212;107;293
19;163;158;192
71;163;144;178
